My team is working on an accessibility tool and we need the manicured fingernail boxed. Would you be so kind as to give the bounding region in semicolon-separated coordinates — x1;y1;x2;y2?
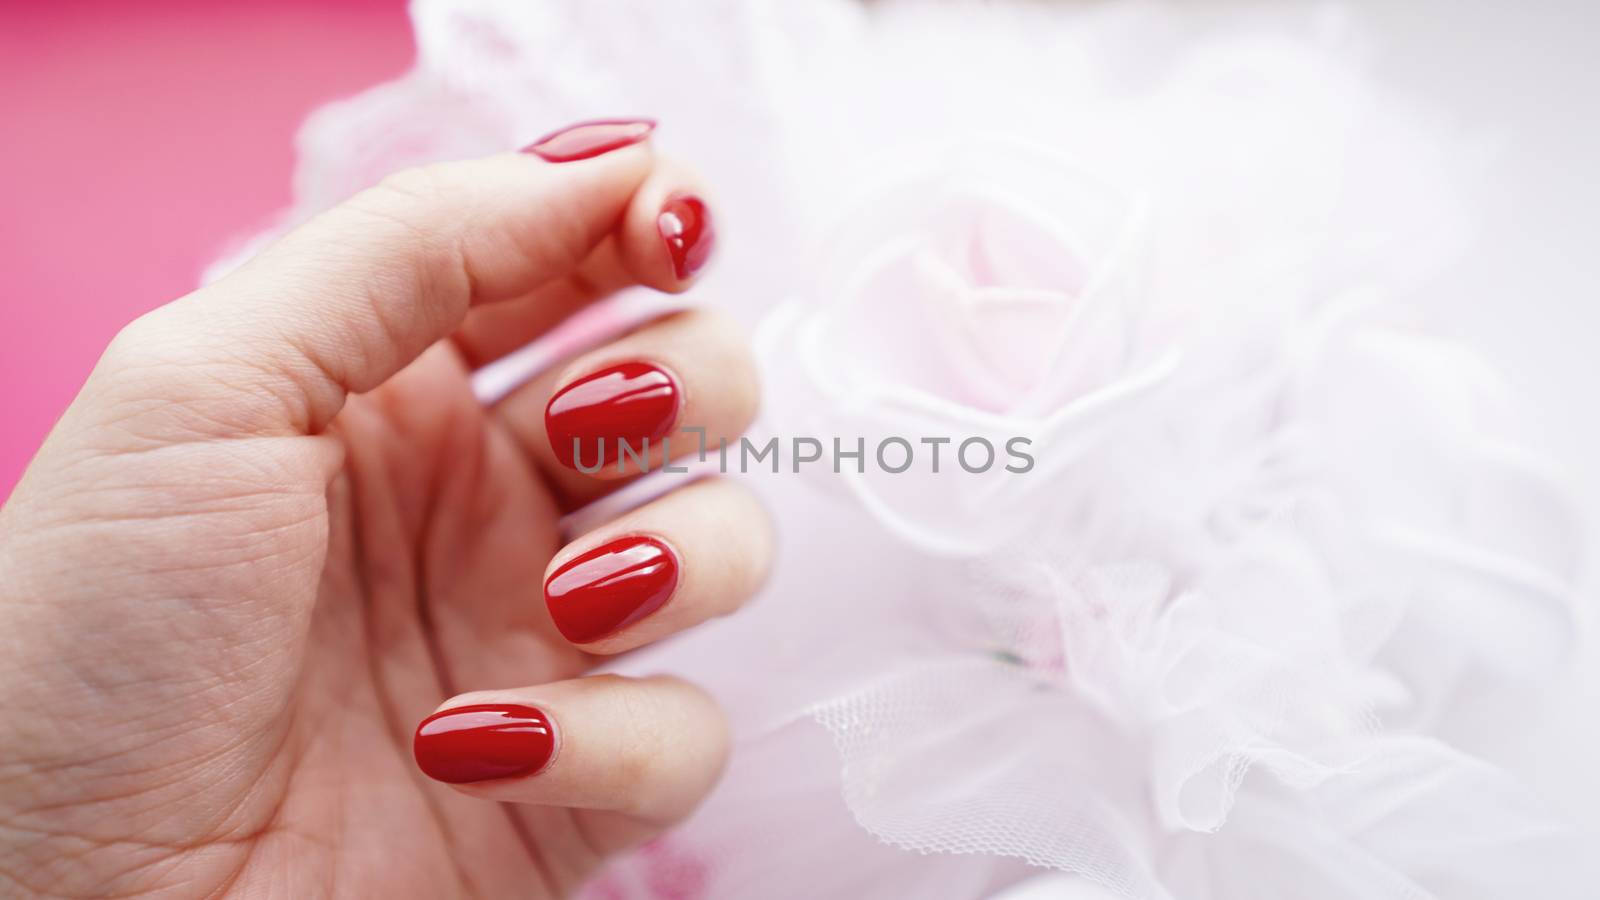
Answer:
546;535;679;644
658;193;715;280
413;704;555;784
545;362;679;472
523;118;656;162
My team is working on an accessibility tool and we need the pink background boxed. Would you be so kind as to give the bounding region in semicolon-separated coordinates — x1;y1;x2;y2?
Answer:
0;0;413;499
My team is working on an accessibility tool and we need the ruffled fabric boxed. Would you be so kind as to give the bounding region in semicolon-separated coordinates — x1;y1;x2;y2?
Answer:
221;1;1589;897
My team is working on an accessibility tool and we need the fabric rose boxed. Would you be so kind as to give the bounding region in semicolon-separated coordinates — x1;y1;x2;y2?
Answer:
754;137;1587;898
757;138;1178;553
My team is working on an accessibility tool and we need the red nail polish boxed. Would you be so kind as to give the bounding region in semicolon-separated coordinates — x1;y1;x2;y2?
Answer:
523;118;656;162
413;704;556;784
545;535;679;644
658;193;715;280
545;362;679;471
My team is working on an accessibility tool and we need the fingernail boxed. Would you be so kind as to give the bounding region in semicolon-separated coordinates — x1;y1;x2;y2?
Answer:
545;536;679;644
413;704;556;784
545;362;679;472
658;193;715;280
522;118;656;162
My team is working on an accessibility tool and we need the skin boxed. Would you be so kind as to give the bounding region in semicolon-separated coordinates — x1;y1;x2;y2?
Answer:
0;144;767;898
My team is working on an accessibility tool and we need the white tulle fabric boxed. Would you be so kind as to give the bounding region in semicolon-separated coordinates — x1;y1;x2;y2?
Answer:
215;1;1590;897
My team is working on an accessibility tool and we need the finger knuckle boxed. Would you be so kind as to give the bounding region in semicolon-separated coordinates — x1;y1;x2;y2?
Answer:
350;164;469;255
676;309;761;424
611;686;676;798
94;305;218;409
90;300;312;438
100;306;183;375
372;163;455;212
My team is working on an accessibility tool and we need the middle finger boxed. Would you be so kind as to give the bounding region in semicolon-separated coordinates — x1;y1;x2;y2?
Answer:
494;307;760;508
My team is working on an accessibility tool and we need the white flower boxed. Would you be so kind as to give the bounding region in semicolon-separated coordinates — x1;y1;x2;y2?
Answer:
752;93;1584;900
758;137;1178;553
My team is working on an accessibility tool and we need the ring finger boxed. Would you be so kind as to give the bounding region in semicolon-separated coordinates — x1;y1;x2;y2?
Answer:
543;477;773;653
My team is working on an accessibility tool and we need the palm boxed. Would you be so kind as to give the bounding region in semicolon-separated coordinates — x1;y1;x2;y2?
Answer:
218;347;626;897
0;348;603;897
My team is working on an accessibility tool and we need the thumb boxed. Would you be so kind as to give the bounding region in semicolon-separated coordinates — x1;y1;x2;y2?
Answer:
96;135;656;439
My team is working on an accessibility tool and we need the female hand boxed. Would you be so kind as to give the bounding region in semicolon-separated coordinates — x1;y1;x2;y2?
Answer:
0;122;768;897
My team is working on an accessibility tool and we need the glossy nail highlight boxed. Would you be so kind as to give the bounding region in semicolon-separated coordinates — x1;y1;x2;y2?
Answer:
523;118;656;162
658;193;715;280
413;704;556;784
545;362;679;471
546;535;679;644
